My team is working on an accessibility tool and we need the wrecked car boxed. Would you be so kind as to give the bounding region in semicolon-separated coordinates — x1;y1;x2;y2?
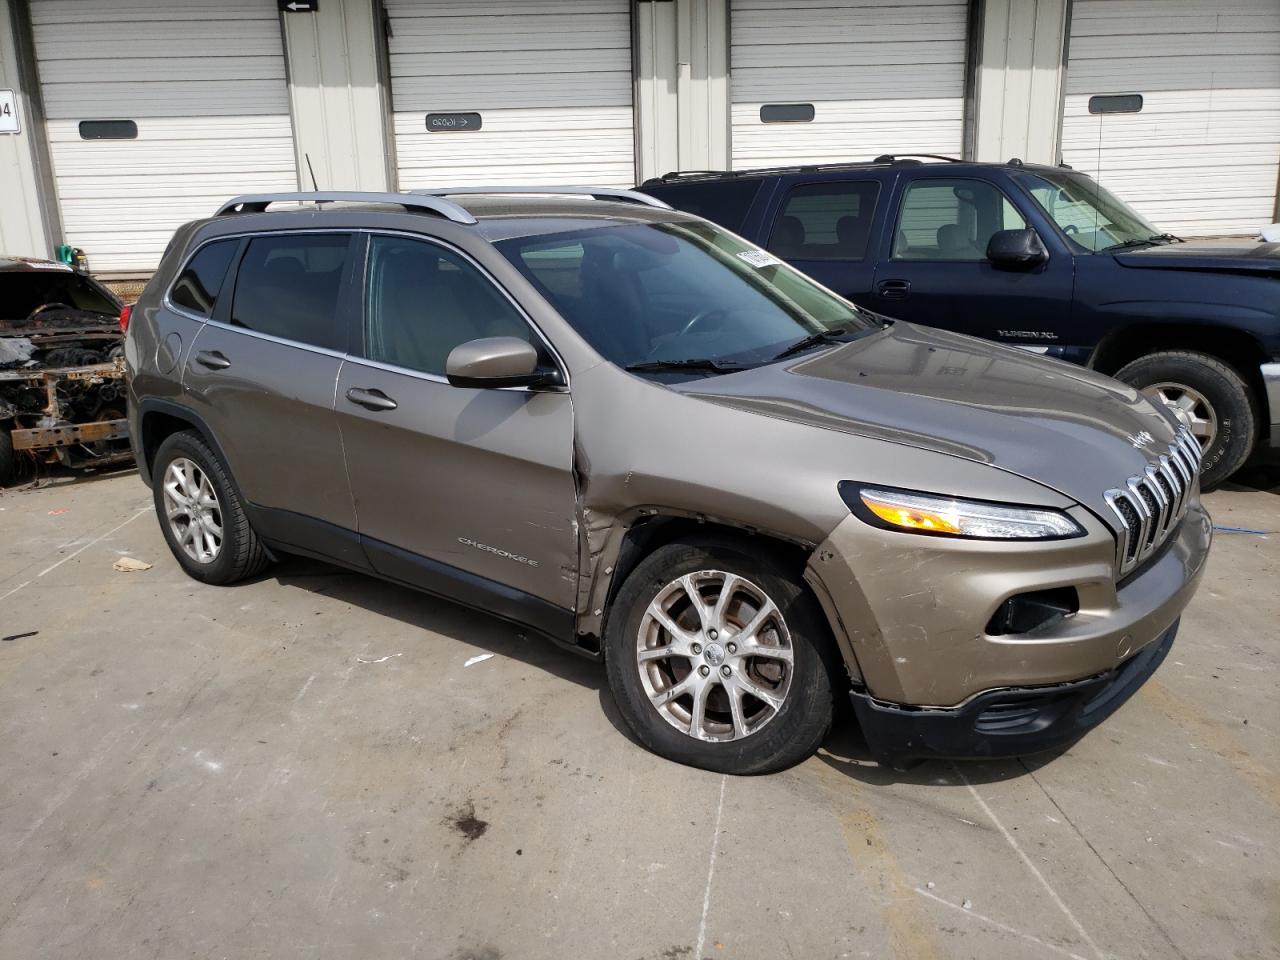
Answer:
0;256;130;485
125;189;1210;772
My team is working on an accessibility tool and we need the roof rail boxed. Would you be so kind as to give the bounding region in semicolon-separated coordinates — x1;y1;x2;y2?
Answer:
214;191;478;224
410;186;673;210
872;153;961;164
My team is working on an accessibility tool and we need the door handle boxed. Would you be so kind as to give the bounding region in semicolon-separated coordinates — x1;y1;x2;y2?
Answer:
345;387;398;412
194;350;231;370
877;279;911;299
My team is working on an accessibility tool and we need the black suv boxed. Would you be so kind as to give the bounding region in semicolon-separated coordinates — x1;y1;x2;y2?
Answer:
639;157;1280;490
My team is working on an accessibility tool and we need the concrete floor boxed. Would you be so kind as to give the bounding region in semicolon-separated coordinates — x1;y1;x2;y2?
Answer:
0;467;1276;960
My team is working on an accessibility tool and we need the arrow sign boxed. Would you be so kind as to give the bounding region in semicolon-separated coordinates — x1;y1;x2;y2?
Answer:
278;0;318;11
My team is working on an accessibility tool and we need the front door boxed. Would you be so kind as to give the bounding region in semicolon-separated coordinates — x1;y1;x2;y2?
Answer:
871;176;1075;347
336;233;579;618
182;231;363;565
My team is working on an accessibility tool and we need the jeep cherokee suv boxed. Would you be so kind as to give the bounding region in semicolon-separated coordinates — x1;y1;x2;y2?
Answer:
639;157;1280;490
126;188;1211;772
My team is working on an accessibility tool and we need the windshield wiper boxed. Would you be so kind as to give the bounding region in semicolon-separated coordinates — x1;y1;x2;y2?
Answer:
623;358;748;374
1102;237;1158;252
770;326;856;362
1149;232;1184;243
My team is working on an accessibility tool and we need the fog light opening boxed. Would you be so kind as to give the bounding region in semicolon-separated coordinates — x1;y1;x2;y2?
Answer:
986;587;1079;636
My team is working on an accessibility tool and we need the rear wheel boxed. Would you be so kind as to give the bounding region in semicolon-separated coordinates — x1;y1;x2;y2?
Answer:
604;539;837;774
1115;350;1257;491
152;430;269;584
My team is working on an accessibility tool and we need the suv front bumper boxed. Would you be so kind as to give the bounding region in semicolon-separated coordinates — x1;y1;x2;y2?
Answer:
849;619;1177;764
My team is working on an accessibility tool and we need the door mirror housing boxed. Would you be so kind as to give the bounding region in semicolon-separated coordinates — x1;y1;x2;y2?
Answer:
445;336;554;389
987;228;1047;267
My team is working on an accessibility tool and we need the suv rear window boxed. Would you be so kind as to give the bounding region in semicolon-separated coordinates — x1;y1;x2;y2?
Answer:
170;239;238;317
768;181;880;261
637;180;763;234
229;234;351;351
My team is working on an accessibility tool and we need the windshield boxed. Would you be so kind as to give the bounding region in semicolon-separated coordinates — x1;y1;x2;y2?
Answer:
0;270;120;325
496;220;878;373
1018;170;1161;252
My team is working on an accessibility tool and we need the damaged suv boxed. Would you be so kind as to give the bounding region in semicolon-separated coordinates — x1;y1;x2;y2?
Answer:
1;257;129;485
126;190;1211;772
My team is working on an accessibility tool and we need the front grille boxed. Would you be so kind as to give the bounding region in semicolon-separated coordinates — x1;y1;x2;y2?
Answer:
1103;427;1201;578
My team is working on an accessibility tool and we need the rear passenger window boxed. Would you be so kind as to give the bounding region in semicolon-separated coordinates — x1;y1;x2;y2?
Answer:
170;239;238;317
229;234;351;351
767;181;880;261
363;235;533;377
638;180;763;233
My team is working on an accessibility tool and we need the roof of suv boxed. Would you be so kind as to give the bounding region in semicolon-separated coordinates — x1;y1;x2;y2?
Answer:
639;156;1074;186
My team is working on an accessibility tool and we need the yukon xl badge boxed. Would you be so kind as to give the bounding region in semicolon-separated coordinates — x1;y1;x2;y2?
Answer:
457;537;539;567
1129;430;1155;449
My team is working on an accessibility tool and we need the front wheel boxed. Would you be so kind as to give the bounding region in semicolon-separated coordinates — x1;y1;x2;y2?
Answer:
1115;350;1257;491
604;539;837;774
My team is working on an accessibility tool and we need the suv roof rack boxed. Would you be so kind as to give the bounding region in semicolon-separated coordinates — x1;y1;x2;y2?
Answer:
214;191;478;224
410;185;673;210
872;153;960;164
642;154;965;185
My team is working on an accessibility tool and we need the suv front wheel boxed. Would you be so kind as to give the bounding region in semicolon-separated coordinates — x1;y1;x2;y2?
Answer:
1115;350;1257;491
604;539;837;774
152;430;270;585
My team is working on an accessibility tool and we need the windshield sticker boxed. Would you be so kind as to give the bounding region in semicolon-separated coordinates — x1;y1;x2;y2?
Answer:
736;250;782;269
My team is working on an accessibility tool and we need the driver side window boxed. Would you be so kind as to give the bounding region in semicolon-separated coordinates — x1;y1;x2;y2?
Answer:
892;179;1025;261
363;235;533;376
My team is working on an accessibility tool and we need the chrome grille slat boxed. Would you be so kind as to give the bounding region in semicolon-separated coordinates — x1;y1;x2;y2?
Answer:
1103;428;1200;578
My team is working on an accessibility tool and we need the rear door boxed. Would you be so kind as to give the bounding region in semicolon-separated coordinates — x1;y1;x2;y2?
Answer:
337;233;578;615
870;174;1075;344
762;178;888;306
182;231;362;565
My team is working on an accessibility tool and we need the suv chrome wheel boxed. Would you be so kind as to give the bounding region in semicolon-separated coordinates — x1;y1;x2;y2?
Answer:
1141;381;1217;450
637;570;793;742
162;457;223;564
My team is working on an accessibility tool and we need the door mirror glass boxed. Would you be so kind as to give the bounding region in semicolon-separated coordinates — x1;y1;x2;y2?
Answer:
986;228;1047;267
445;336;546;388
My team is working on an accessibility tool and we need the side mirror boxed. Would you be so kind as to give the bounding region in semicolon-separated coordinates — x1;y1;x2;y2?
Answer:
987;228;1047;267
445;336;553;389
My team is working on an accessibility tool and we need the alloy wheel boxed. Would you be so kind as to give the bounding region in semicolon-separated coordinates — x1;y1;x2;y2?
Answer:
162;457;223;564
1141;381;1217;450
636;570;793;742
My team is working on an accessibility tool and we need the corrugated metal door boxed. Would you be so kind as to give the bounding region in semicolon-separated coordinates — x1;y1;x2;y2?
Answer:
1061;1;1280;237
730;0;970;169
386;0;636;188
30;0;298;272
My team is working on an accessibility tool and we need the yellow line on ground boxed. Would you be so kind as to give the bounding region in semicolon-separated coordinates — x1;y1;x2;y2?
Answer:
1139;679;1280;810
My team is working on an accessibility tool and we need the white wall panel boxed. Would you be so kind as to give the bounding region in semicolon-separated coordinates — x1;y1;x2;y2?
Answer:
1062;0;1280;236
386;0;636;188
730;0;968;169
30;0;297;271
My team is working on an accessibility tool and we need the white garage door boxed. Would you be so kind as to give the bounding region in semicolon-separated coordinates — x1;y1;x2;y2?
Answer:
386;0;636;189
31;0;298;273
730;0;970;170
1061;0;1280;237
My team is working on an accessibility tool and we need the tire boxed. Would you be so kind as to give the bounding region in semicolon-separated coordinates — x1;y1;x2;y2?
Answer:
1115;350;1257;491
604;538;838;774
0;421;21;487
152;430;270;585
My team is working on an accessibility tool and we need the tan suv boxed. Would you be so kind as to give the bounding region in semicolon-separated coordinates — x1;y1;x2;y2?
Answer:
126;189;1211;773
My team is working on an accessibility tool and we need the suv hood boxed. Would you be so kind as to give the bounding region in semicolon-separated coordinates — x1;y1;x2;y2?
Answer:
674;322;1179;519
1114;239;1280;277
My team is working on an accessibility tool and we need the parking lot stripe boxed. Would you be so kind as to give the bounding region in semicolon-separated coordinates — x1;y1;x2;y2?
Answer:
913;886;1092;960
0;505;151;603
955;766;1104;960
693;774;727;960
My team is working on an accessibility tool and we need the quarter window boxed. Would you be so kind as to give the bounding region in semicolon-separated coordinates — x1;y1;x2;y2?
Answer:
767;181;880;261
170;239;238;317
893;179;1026;261
363;235;533;377
229;234;352;351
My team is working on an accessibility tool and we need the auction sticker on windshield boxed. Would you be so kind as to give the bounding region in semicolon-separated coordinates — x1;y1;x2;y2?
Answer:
736;250;782;269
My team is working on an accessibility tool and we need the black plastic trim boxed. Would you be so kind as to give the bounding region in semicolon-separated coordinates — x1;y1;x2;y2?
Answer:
850;620;1178;765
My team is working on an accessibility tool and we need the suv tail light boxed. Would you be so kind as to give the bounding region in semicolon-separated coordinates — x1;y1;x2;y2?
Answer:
119;302;133;333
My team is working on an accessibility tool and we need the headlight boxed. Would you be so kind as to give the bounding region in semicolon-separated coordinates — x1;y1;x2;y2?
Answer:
841;484;1084;540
